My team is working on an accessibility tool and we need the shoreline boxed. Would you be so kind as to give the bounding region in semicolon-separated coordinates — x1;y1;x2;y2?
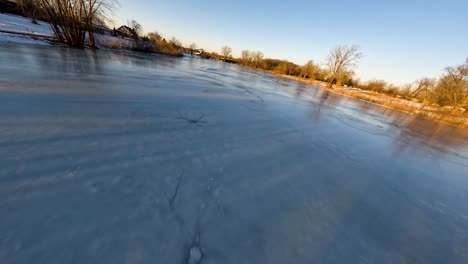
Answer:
1;12;466;129
269;72;468;129
0;32;466;129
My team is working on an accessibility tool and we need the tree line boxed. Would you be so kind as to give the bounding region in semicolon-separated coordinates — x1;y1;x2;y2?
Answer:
213;45;467;108
14;0;116;47
12;0;467;108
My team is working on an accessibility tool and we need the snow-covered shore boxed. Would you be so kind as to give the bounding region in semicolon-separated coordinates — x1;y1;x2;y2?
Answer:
0;13;53;45
0;13;52;35
0;13;132;48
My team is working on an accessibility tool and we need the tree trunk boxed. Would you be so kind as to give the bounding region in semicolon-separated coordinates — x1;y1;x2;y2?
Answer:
30;8;37;24
88;27;95;48
328;73;336;88
30;3;37;24
87;0;95;48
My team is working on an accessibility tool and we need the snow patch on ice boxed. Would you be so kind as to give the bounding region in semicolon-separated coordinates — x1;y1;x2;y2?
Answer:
188;246;203;264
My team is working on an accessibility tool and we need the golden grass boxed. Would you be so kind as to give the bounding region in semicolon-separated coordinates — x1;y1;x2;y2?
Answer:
278;74;468;128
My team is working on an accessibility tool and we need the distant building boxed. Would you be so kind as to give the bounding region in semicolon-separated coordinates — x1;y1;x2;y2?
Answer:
115;25;138;39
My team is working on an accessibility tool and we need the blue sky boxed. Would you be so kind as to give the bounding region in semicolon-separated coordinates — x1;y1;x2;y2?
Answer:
114;0;468;84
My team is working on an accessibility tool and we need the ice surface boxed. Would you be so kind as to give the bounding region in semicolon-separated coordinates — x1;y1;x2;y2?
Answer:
0;44;467;264
188;246;203;264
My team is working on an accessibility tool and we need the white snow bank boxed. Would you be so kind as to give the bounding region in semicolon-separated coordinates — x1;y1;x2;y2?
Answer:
0;13;52;35
95;34;134;49
0;33;50;45
0;13;138;49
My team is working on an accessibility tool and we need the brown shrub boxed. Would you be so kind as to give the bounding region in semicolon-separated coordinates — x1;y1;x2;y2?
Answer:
155;40;182;57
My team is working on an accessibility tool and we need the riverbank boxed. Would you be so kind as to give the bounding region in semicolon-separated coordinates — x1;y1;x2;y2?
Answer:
1;13;466;128
271;73;468;129
0;13;183;56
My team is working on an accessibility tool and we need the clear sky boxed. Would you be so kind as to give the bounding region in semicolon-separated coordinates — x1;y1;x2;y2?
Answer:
113;0;468;85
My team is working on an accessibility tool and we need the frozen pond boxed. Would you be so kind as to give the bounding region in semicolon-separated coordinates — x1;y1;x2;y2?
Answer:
0;44;467;263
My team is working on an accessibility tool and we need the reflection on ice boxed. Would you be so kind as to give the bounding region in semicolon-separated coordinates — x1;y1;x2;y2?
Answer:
0;44;467;264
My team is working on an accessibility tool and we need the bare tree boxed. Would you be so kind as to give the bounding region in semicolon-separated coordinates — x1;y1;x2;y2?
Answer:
326;45;363;88
433;58;468;106
335;69;355;86
189;43;197;55
16;0;39;24
84;0;117;47
36;0;86;46
36;0;117;47
364;79;388;92
148;31;162;43
411;78;436;101
400;83;414;99
170;37;181;49
129;19;142;38
221;46;232;61
239;50;264;68
300;60;318;79
252;51;264;68
241;50;252;66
